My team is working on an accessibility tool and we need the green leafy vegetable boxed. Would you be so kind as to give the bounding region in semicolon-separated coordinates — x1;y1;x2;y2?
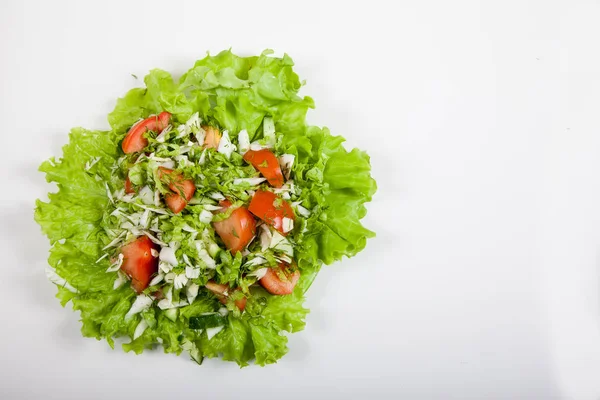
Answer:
34;49;376;367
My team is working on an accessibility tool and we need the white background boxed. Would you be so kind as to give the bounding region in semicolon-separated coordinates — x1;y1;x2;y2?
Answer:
1;0;600;399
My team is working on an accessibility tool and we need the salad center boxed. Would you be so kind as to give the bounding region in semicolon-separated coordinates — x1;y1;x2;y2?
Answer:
100;112;311;330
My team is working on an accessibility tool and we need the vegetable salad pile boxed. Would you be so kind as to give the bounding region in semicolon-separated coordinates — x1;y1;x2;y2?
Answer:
35;50;377;366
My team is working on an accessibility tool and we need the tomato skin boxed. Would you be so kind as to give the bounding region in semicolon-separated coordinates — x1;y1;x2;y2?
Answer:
243;149;284;188
212;201;256;254
164;194;188;214
124;176;135;194
248;190;294;234
202;125;221;149
158;167;196;214
259;264;300;295
205;281;247;311
119;236;158;293
122;112;171;154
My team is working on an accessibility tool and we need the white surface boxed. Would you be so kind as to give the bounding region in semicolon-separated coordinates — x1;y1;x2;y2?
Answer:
1;0;600;398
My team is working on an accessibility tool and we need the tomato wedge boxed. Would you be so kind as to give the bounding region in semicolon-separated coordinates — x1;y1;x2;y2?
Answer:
122;112;171;154
202;125;221;149
243;149;284;188
259;264;300;295
205;281;247;311
120;236;158;293
124;176;135;194
212;200;256;254
248;190;294;234
158;167;196;214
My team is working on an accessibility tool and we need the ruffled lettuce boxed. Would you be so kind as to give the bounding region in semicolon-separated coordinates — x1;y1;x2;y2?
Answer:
35;49;376;367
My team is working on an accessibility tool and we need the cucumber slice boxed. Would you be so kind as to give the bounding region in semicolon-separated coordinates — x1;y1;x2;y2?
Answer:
164;308;178;322
189;313;226;330
208;242;221;258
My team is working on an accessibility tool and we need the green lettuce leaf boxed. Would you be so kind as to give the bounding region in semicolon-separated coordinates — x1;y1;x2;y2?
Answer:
35;49;376;367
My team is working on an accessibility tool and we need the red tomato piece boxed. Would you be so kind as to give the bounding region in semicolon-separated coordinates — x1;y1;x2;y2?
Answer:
120;236;159;293
122;112;171;154
205;281;247;311
202;125;221;149
124;176;135;194
212;201;256;254
243;149;284;188
248;190;294;234
158;167;196;214
259;264;300;295
164;194;188;214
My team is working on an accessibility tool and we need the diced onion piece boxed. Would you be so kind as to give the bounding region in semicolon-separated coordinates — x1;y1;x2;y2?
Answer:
249;142;268;151
233;177;266;186
269;230;286;248
182;253;193;268
198;149;207;165
159;247;178;265
186;266;200;279
164;272;176;283
134;203;170;215
278;154;295;180
144;231;168;247
206;325;224;340
275;254;293;264
248;267;269;279
133;319;149;340
296;204;311;218
106;253;124;272
139;186;155;205
156;124;172;142
199;209;213;224
148;273;164;286
217;130;236;159
270;230;294;256
259;224;272;252
218;307;229;317
157;299;188;310
208;192;225;201
237;129;250;154
174;274;188;289
95;253;109;263
45;266;77;293
125;295;153;320
281;217;294;233
102;230;126;250
262;117;276;148
113;271;128;289
186;283;200;304
197;248;216;269
182;224;197;233
139;209;150;229
244;256;267;268
159;261;173;274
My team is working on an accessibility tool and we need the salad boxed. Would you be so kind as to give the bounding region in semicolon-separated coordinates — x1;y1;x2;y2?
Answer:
35;49;377;366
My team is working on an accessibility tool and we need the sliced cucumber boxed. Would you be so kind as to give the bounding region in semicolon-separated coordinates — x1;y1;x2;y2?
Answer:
164;308;179;322
208;242;221;258
189;313;226;330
